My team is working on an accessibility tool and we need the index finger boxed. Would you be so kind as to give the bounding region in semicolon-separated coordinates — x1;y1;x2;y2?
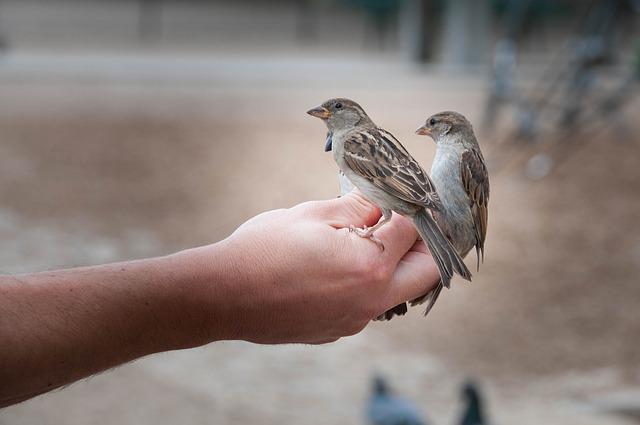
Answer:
295;190;382;229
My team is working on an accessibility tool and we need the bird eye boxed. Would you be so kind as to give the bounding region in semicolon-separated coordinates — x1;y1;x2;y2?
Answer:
429;118;436;126
334;102;343;109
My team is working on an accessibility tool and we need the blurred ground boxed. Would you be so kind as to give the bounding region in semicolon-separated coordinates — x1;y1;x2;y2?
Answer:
1;51;639;425
1;3;640;425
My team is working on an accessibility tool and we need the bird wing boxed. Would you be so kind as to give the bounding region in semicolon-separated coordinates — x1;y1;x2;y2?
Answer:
460;148;490;268
343;128;442;211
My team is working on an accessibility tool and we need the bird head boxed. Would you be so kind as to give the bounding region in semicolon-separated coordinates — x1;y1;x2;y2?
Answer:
307;98;373;143
416;111;473;143
372;374;390;397
461;380;481;402
460;380;484;424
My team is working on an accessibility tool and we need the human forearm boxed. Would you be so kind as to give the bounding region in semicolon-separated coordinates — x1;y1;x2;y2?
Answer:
0;250;228;406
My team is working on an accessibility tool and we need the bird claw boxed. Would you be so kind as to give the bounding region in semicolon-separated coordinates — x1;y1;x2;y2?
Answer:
349;224;365;233
348;225;385;251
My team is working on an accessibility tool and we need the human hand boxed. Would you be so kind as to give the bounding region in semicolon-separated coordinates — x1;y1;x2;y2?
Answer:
180;191;440;345
0;192;440;405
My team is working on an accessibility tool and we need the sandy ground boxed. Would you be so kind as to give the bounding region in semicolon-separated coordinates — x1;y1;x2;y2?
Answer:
0;48;639;425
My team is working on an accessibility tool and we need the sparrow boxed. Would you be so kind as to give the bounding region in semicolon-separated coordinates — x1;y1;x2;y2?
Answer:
413;112;489;316
307;98;472;320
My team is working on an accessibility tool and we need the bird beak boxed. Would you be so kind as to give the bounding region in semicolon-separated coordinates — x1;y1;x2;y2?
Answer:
415;125;432;137
307;106;332;119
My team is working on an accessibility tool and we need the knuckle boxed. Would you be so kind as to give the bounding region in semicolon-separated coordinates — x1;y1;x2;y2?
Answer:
311;337;340;345
346;192;379;218
290;201;330;221
350;256;392;286
343;320;367;337
370;262;393;285
250;208;287;221
363;255;380;275
361;302;384;321
348;256;371;280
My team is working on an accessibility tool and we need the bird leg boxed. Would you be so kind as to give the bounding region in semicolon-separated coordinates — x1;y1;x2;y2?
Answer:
349;214;391;251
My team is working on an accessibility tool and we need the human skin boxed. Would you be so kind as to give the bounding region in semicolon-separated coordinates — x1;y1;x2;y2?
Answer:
0;192;439;407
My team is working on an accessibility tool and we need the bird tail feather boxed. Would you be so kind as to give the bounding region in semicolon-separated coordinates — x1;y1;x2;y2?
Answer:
374;302;408;321
411;209;471;315
410;281;443;317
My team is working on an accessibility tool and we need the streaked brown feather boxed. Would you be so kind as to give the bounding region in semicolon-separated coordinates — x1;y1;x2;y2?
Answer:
343;128;442;211
460;148;490;269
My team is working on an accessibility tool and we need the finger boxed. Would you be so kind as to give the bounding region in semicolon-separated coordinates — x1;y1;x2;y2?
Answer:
372;213;420;265
294;192;418;265
385;249;440;308
307;337;341;345
409;239;429;255
312;190;382;229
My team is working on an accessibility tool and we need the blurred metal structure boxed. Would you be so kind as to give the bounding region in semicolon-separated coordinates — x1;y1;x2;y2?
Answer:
441;0;491;66
484;0;640;177
482;0;531;132
399;0;435;62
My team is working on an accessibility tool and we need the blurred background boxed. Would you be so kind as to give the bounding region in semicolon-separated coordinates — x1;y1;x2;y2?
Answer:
0;0;639;424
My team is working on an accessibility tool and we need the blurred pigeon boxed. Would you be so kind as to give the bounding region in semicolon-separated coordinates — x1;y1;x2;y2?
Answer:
366;375;427;425
459;381;487;425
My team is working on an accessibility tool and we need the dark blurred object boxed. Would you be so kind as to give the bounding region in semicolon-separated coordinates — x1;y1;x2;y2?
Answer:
345;0;401;49
399;0;440;62
138;0;163;42
458;381;488;425
441;0;491;65
366;375;428;425
296;0;319;42
0;1;8;52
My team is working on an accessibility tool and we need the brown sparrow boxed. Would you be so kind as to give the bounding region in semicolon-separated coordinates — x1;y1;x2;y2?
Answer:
308;98;472;320
413;112;489;315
